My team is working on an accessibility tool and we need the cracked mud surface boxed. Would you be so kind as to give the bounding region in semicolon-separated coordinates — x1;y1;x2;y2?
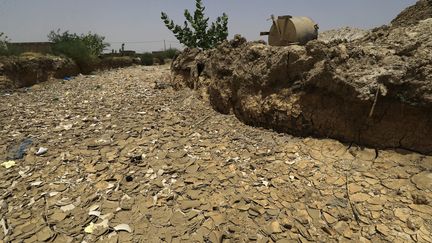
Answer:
1;66;431;242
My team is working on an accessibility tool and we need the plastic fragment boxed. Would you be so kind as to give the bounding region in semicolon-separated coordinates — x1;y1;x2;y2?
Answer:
60;204;75;212
113;224;132;233
89;211;101;217
84;222;95;233
35;147;48;155
1;160;16;169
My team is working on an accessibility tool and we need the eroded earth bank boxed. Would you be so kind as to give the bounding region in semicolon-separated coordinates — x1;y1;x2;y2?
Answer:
172;13;432;154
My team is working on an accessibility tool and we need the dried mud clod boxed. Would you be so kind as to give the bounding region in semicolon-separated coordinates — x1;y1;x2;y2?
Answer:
172;14;432;154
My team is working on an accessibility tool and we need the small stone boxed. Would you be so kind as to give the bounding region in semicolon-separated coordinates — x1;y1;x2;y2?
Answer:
348;183;363;194
60;204;75;212
407;217;423;231
334;221;349;235
179;200;201;210
411;172;432;190
94;163;108;172
376;224;391;236
50;211;67;222
36;227;54;242
293;209;310;225
268;220;283;233
323;212;337;224
209;213;225;227
394;208;410;222
350;193;371;202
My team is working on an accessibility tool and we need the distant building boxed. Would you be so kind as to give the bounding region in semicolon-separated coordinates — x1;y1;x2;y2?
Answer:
121;50;136;56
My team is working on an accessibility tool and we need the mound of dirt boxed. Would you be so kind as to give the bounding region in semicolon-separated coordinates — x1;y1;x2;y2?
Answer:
319;27;369;43
0;55;143;90
391;0;432;27
0;55;79;90
172;16;432;154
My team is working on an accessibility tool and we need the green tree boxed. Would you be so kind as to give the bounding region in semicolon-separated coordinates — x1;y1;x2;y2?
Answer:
0;32;9;55
81;32;110;56
161;0;228;49
47;29;109;73
47;29;110;56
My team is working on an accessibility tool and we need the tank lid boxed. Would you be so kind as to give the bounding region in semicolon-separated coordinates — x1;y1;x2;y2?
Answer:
278;15;292;19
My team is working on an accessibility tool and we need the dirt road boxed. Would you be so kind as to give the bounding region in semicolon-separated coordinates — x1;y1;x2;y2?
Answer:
0;66;431;242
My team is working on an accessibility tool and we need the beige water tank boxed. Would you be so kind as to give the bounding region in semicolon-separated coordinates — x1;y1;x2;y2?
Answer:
261;15;319;46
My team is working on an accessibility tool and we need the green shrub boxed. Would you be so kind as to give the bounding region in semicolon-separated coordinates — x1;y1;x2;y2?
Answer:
162;48;180;59
51;39;96;73
0;32;8;55
48;29;109;56
139;53;154;66
48;29;109;73
0;32;21;56
161;0;228;49
152;52;166;65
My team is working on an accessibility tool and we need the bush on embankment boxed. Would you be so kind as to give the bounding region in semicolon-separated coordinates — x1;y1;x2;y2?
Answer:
48;29;110;74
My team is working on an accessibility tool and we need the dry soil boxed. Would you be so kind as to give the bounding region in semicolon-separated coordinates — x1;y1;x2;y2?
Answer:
0;66;431;242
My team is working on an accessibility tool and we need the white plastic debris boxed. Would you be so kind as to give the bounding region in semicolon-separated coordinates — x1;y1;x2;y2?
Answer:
35;147;48;156
60;204;75;212
63;124;73;130
84;219;109;234
1;160;16;169
88;204;100;212
1;218;8;236
113;224;133;233
30;181;43;186
89;211;101;217
84;222;96;234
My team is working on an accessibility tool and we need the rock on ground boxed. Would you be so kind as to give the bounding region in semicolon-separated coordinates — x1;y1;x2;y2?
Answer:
0;66;431;242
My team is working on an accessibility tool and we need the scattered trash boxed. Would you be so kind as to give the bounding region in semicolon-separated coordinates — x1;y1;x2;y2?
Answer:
89;210;101;217
89;205;100;212
1;160;16;169
63;76;72;81
125;175;133;182
30;181;43;186
113;224;132;233
18;166;31;177
60;204;75;212
35;147;48;156
1;217;9;236
84;219;109;234
84;222;96;234
63;124;73;130
7;138;33;160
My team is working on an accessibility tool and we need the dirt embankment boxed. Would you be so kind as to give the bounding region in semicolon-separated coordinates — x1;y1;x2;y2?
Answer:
171;12;432;154
391;0;432;27
0;55;141;90
0;54;80;89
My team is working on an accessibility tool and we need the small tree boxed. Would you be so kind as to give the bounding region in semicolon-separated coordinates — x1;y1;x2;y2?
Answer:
48;29;110;56
161;0;228;49
48;29;110;73
0;32;9;55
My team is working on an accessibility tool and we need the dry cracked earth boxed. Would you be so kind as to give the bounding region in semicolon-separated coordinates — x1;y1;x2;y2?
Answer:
0;66;431;243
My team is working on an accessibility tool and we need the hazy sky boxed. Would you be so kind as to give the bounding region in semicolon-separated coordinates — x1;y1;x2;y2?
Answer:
0;0;416;52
